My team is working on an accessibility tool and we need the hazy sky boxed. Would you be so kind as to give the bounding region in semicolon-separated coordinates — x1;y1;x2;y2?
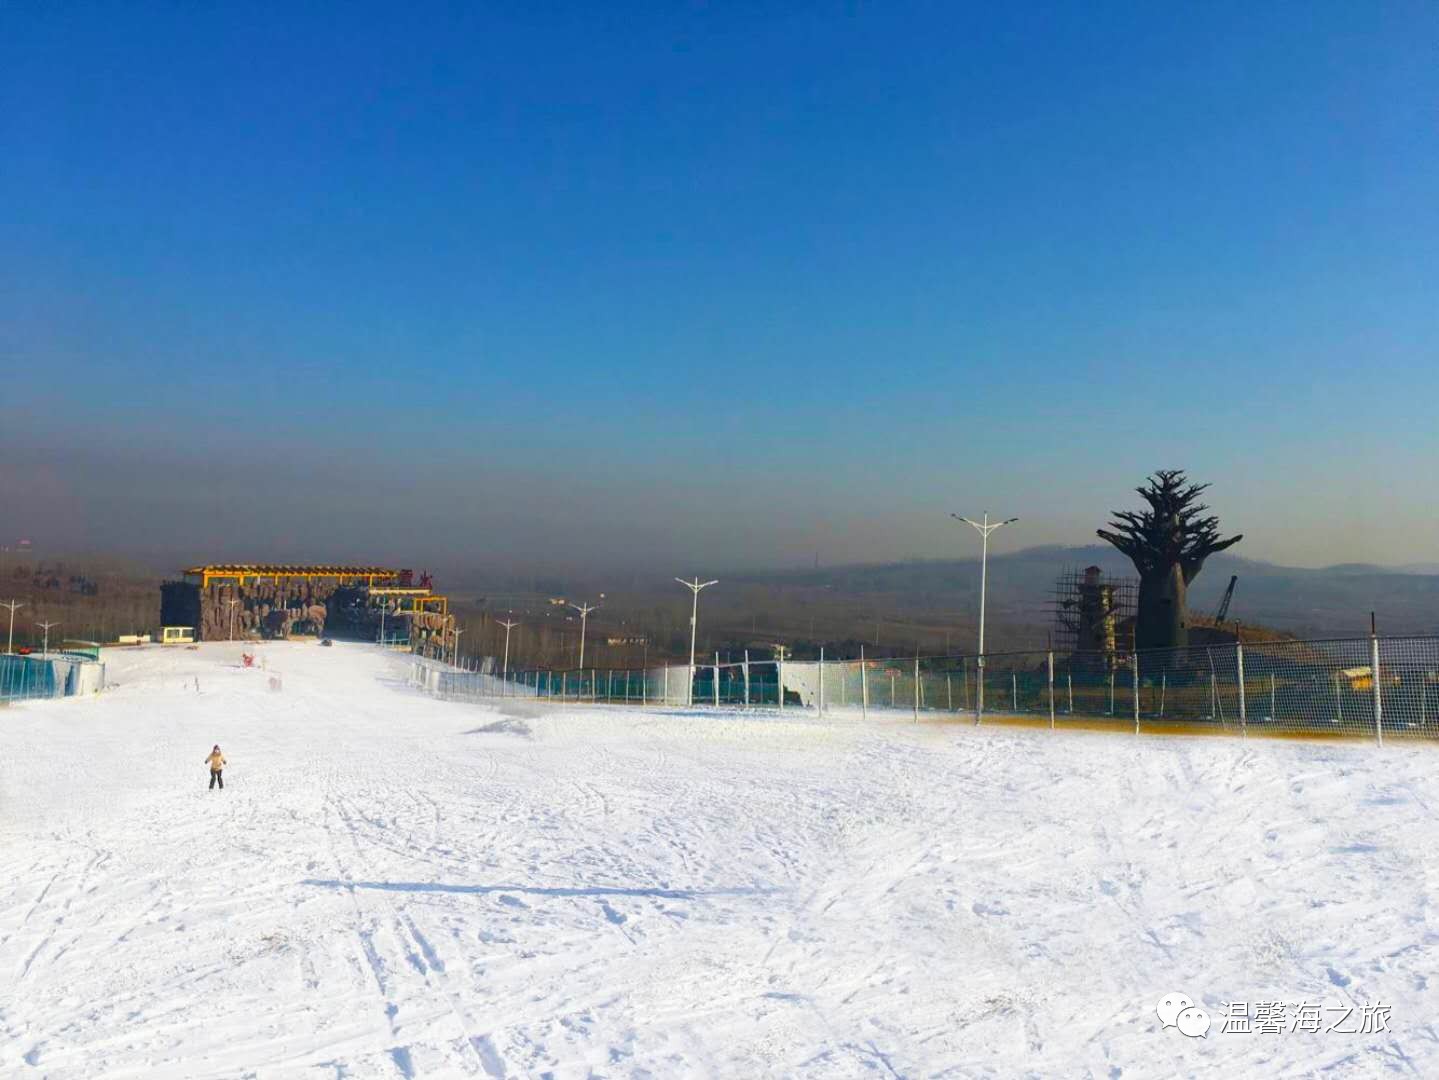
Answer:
3;3;1436;574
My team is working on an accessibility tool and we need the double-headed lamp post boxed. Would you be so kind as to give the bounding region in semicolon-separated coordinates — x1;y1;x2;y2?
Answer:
497;614;519;678
570;603;597;670
675;577;718;706
951;511;1017;717
2;599;24;654
37;619;60;658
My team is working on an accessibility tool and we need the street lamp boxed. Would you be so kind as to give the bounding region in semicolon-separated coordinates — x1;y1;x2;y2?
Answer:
951;511;1017;717
570;602;597;670
675;577;718;706
497;614;519;678
36;620;59;658
453;624;464;669
224;599;240;641
2;599;24;654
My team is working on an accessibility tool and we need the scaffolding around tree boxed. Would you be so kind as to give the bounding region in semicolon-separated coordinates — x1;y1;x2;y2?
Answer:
1051;565;1137;669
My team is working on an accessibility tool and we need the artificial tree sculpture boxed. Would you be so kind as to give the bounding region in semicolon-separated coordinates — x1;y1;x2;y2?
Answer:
1097;470;1242;651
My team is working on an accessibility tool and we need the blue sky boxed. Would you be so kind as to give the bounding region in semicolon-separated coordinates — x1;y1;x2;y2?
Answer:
2;3;1436;571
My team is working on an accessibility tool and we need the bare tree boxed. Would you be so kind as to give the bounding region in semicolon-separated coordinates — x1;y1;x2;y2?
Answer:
1097;470;1242;651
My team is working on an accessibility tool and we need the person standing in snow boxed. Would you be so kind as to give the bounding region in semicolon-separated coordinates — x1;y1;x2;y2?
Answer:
206;745;226;790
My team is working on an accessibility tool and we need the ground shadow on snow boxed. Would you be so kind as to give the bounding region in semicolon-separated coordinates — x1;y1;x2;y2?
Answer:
302;879;776;900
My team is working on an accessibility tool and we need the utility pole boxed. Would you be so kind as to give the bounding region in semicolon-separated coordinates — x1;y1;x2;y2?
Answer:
37;620;59;658
497;614;519;678
951;511;1018;718
676;577;718;707
2;599;24;654
570;602;597;670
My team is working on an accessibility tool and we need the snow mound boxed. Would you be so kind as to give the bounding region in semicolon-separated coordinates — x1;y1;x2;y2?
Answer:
466;717;532;737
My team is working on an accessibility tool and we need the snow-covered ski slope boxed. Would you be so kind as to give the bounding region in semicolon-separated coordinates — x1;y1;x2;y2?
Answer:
1;641;1435;1078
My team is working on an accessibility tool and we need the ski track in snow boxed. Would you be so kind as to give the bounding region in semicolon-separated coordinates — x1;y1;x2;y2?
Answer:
1;641;1436;1078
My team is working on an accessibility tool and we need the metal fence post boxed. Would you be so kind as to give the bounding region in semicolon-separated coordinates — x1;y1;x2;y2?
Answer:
819;647;825;715
1011;672;1017;713
1132;652;1140;734
1047;650;1055;730
714;652;720;708
1372;632;1383;747
778;652;785;712
1236;640;1246;738
913;654;919;721
663;665;668;706
1067;671;1073;714
860;644;868;718
743;649;751;707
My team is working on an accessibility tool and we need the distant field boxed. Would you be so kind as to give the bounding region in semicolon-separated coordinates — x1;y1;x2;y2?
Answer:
4;545;1431;673
0;553;161;648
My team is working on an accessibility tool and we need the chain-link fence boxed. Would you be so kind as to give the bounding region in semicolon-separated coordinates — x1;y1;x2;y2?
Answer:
412;635;1439;743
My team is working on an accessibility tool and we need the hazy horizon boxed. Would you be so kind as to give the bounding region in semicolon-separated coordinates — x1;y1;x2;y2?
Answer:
2;425;1438;576
4;5;1435;575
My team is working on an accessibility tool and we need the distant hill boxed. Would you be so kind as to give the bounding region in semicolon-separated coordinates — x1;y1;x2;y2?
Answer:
730;545;1439;641
450;546;1439;663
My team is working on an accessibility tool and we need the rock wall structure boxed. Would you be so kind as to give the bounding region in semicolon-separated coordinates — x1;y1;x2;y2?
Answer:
162;580;333;640
159;566;456;657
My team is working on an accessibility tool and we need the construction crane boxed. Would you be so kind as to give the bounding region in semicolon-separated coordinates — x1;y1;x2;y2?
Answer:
1212;574;1238;625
